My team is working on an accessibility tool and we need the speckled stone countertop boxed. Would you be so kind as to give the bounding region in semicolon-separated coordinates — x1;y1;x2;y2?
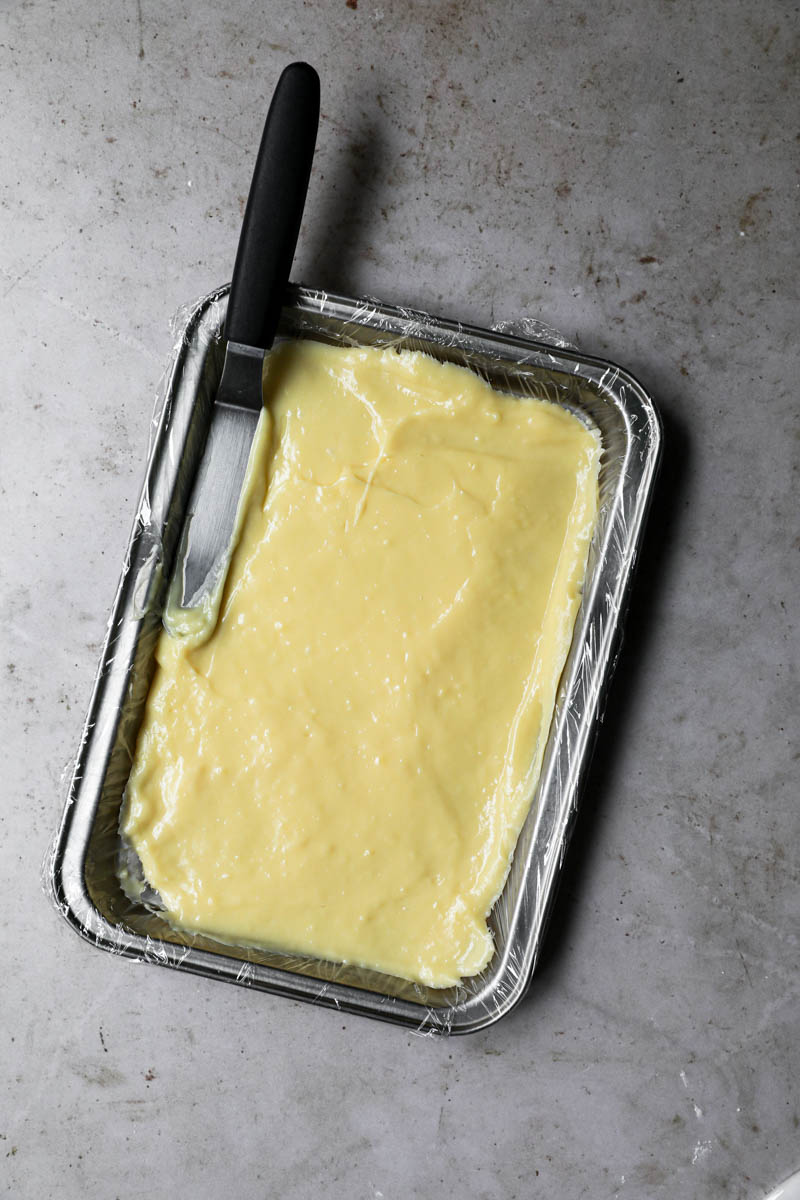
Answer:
2;2;798;1197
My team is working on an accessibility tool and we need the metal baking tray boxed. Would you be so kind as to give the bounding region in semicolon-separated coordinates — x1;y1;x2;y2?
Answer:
48;285;661;1034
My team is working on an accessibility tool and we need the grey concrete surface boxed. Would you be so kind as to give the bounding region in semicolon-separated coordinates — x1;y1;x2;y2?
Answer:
1;1;798;1197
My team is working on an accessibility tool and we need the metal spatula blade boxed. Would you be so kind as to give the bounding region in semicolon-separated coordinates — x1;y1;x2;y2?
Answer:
177;342;263;607
176;61;320;610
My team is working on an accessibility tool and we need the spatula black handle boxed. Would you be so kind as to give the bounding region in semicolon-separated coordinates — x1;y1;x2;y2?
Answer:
224;61;320;351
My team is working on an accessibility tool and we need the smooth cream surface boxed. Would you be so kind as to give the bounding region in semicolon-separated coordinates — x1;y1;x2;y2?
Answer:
122;341;599;986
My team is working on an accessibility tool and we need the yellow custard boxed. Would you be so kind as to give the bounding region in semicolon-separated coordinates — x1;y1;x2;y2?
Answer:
121;341;599;987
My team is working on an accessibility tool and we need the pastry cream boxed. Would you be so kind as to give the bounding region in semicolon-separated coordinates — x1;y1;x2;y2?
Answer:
121;340;599;987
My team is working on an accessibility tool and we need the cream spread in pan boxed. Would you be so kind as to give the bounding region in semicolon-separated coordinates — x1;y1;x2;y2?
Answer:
121;340;599;986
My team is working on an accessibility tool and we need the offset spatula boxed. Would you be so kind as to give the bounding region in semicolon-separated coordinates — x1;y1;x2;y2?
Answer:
176;61;320;609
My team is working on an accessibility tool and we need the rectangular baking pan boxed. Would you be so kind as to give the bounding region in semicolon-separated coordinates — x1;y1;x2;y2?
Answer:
48;285;661;1034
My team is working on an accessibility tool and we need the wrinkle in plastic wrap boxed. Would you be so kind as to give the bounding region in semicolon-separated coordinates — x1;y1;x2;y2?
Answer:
46;285;661;1035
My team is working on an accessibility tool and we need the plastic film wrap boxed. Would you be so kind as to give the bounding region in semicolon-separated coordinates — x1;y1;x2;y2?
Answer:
46;285;661;1035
